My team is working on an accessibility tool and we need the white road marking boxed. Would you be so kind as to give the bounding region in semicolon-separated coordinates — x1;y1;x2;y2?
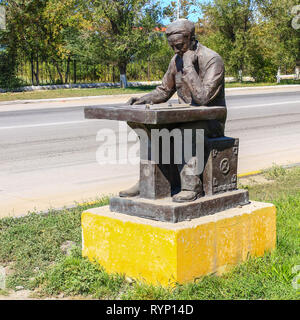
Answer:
229;100;300;109
0;120;98;130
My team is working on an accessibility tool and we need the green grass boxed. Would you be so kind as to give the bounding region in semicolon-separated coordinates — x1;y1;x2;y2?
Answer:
0;289;9;296
0;168;299;299
241;166;300;201
0;80;299;102
263;164;288;181
0;86;157;102
0;198;109;291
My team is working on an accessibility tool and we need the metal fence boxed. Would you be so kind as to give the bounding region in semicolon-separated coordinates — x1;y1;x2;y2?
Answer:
16;59;166;86
14;58;300;88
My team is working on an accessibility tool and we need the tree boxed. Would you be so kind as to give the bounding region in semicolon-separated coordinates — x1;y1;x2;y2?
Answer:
42;0;86;84
80;0;163;87
0;45;20;89
256;0;299;74
1;0;85;86
198;0;257;78
163;0;197;22
4;0;51;85
0;1;23;88
197;0;299;81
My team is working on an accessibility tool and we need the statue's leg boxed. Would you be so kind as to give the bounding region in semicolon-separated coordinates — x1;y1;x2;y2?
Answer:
172;121;203;203
119;181;140;197
172;120;224;203
173;158;203;202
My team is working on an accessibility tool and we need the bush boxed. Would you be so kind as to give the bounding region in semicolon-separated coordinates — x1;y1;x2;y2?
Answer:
0;49;23;90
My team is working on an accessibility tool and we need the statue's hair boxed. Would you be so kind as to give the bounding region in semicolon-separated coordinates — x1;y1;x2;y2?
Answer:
166;19;195;37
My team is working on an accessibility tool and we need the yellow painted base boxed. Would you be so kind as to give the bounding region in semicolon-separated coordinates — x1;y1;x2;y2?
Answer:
81;201;276;286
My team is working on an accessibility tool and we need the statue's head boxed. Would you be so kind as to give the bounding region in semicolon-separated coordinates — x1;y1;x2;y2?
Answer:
166;19;196;57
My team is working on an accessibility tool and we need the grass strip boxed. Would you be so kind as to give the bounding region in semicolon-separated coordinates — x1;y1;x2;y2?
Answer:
0;80;299;102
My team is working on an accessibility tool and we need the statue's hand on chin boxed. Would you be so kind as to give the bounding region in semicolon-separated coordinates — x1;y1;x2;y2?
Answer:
182;50;197;69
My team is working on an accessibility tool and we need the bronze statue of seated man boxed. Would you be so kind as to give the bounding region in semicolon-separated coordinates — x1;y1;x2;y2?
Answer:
120;19;227;203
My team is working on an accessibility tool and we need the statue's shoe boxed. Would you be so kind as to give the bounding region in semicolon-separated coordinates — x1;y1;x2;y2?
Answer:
172;190;200;203
119;182;140;197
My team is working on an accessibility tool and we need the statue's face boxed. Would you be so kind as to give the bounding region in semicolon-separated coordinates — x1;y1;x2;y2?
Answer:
167;33;191;57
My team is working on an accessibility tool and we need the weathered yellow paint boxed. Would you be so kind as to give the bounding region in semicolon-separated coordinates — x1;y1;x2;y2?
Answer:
82;202;276;286
82;212;178;286
238;170;262;178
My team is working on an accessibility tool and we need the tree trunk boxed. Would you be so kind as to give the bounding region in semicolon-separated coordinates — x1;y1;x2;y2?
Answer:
93;65;97;82
65;57;71;84
147;59;150;81
31;56;34;85
41;61;44;84
35;56;39;86
54;60;63;84
112;65;115;83
46;63;54;84
73;60;77;84
30;54;40;85
118;62;128;88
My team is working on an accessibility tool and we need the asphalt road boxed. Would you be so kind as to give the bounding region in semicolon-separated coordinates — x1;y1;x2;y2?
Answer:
0;86;300;217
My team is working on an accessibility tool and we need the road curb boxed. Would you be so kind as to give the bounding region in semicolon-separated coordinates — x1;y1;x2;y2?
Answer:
237;162;300;179
226;84;300;91
238;170;262;178
0;93;141;106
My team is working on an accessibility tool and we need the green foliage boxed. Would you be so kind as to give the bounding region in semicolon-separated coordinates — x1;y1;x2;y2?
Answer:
0;197;109;290
256;0;300;69
148;36;174;75
0;0;299;87
263;164;288;180
198;0;299;79
35;247;127;298
0;49;22;89
248;167;300;201
200;0;259;76
76;0;163;85
163;0;196;21
0;7;22;89
0;289;9;296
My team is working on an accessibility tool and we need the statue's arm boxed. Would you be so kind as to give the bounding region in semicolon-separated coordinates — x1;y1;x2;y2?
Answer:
128;59;176;105
182;55;225;106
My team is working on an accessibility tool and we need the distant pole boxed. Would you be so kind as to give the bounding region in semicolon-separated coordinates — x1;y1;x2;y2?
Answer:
0;5;6;30
277;67;281;84
177;0;180;20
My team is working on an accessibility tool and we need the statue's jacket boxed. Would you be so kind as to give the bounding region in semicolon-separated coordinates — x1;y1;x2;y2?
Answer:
141;42;225;107
141;42;226;137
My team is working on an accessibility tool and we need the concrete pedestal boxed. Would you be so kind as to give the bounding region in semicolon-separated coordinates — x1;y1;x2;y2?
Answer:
81;201;276;286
